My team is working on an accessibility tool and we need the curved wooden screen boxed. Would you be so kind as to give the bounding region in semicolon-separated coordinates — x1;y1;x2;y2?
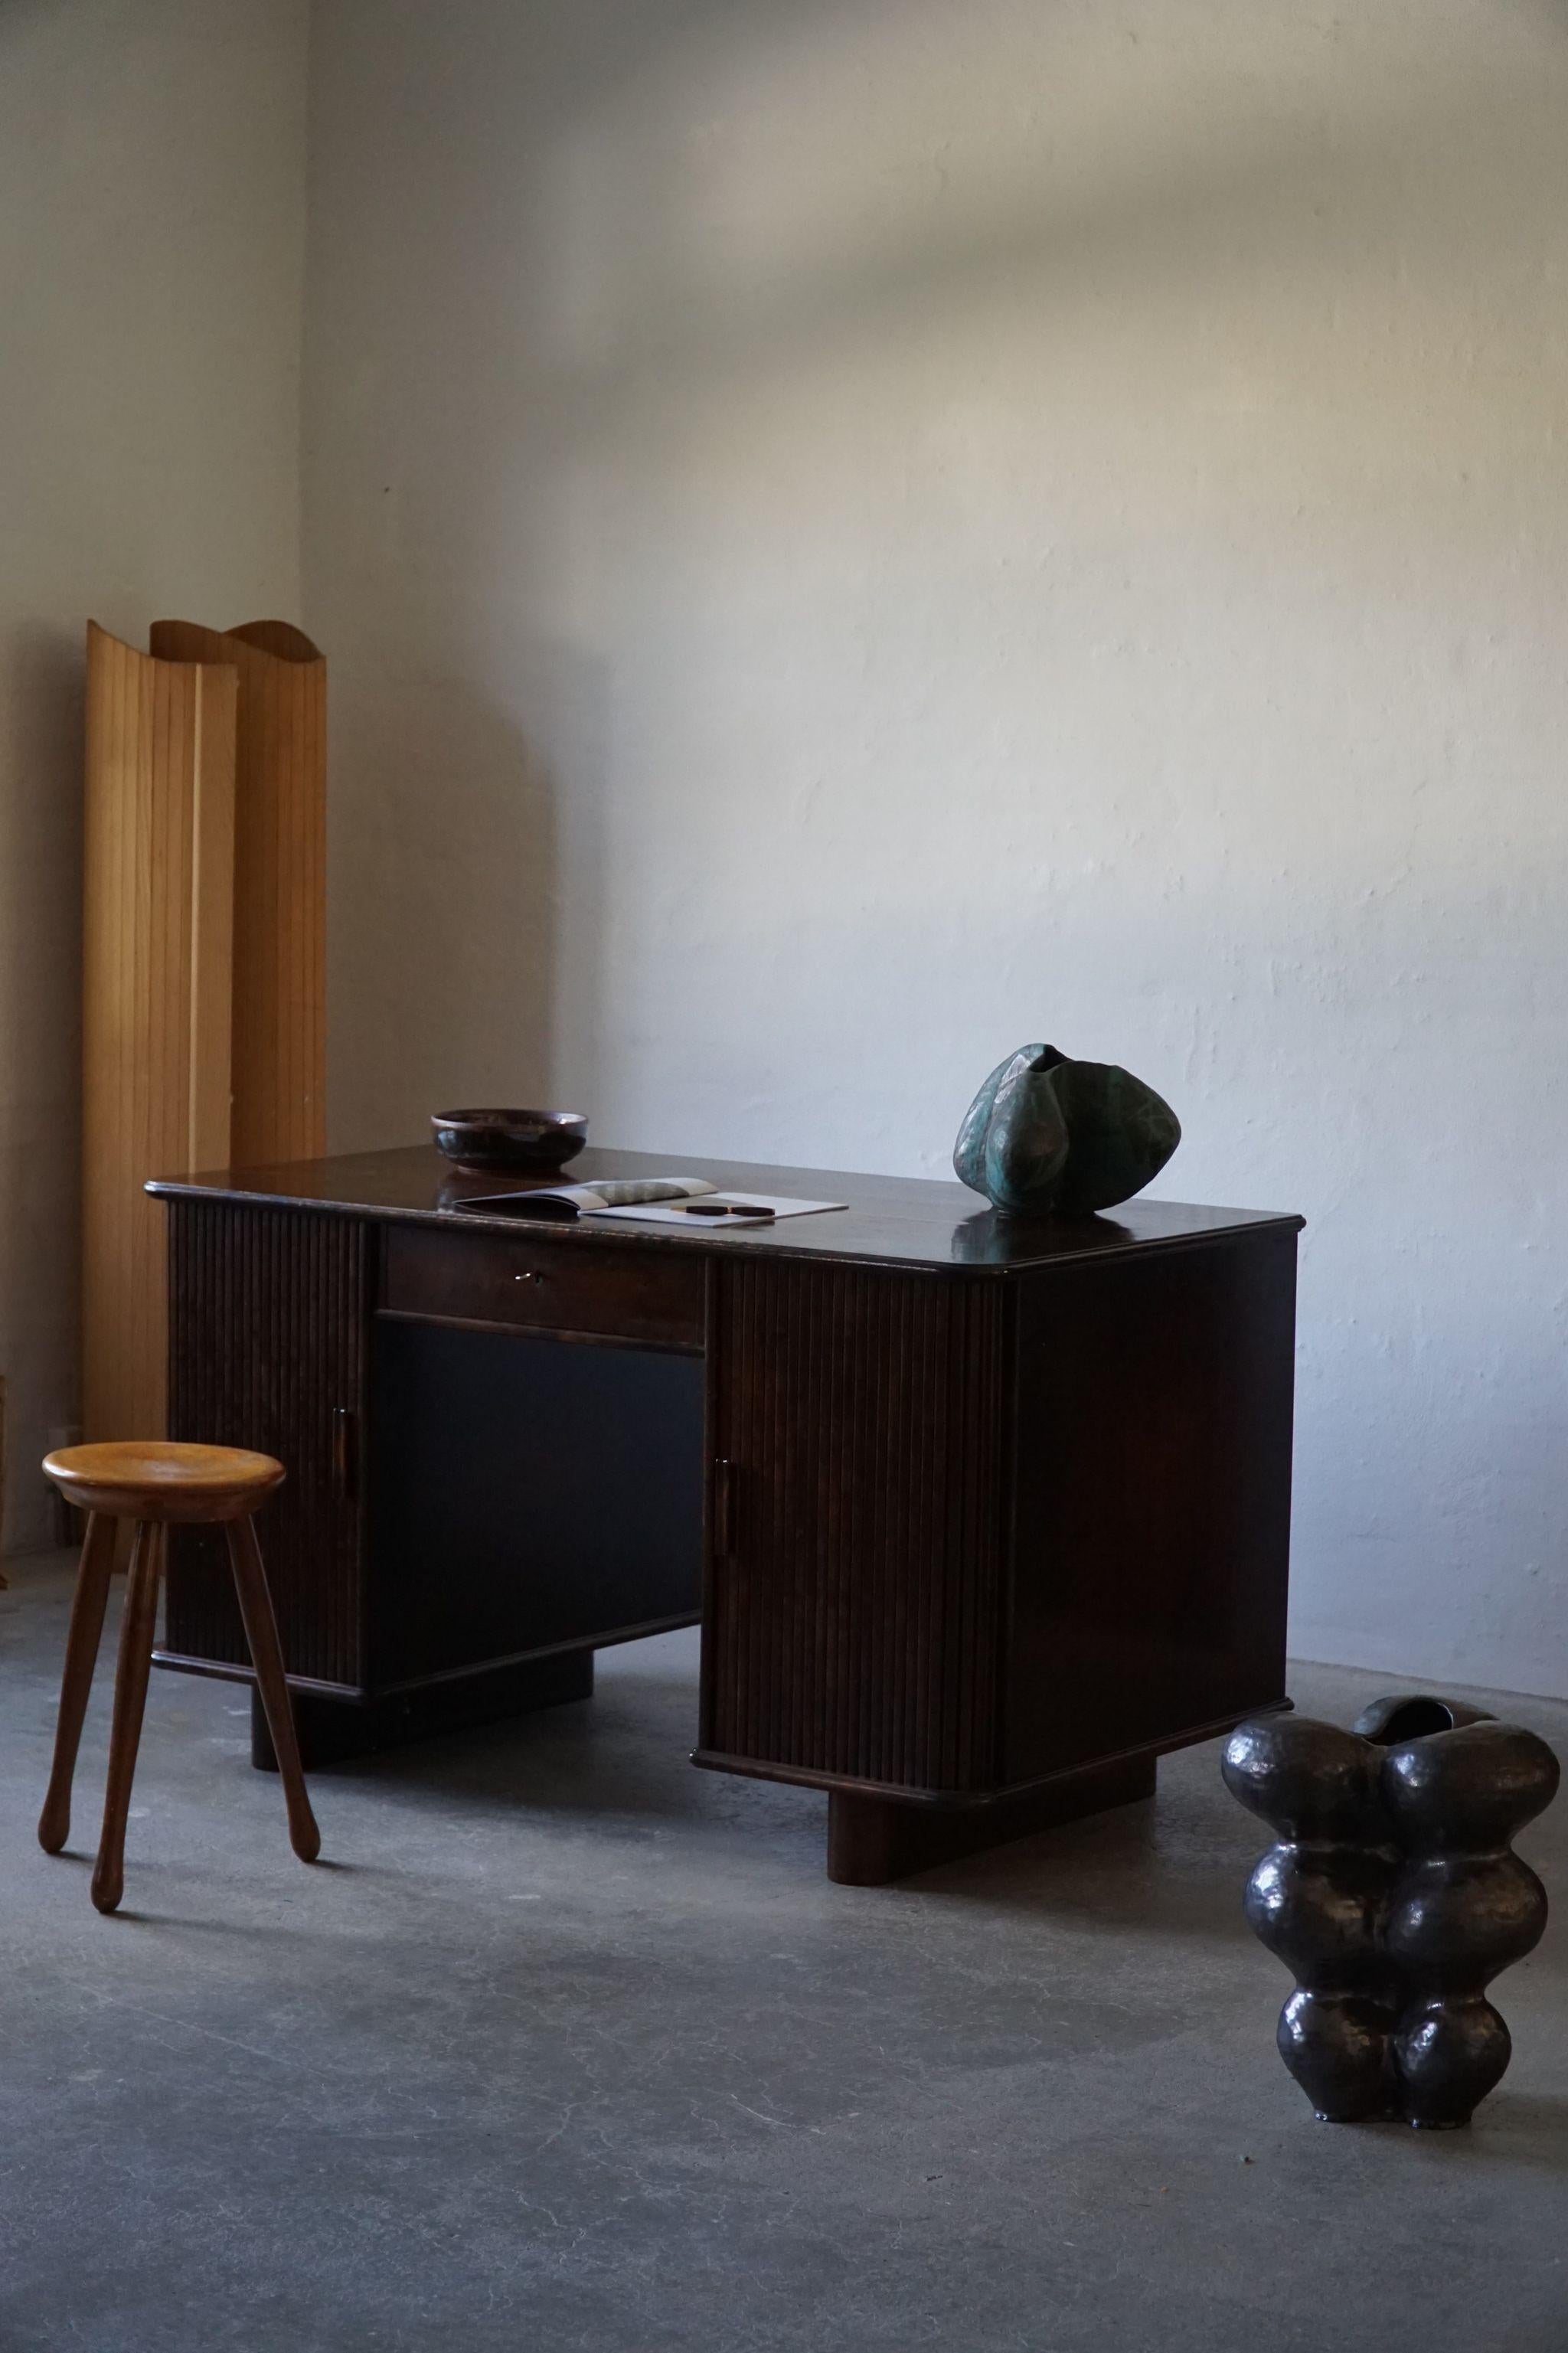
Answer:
83;623;237;1439
149;619;326;1168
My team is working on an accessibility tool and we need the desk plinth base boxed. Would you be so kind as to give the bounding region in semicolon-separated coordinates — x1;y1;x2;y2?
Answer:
250;1649;595;1771
825;1754;1158;1886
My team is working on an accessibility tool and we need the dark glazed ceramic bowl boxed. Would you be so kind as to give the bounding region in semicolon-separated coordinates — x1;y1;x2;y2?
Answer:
431;1108;588;1175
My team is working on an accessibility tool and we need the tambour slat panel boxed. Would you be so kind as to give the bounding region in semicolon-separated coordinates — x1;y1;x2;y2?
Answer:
82;623;235;1440
149;619;326;1167
163;1200;368;1688
706;1260;1008;1793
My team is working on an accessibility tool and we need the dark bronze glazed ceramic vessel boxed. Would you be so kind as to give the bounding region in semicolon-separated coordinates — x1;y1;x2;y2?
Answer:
1223;1698;1560;2127
953;1044;1180;1216
431;1108;587;1175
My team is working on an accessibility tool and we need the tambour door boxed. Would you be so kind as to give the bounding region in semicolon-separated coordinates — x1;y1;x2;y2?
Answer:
162;1200;371;1691
700;1256;1012;1796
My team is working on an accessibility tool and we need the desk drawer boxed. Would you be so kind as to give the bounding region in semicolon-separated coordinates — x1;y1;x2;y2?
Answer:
381;1226;706;1351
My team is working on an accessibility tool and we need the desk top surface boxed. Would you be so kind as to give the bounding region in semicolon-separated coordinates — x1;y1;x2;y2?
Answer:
149;1144;1302;1276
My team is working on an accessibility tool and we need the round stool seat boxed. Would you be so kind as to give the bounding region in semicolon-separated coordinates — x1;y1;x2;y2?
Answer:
43;1441;286;1524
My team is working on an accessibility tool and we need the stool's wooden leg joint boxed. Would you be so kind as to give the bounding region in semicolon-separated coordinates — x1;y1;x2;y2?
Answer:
38;1511;118;1855
91;1521;164;1913
226;1514;321;1864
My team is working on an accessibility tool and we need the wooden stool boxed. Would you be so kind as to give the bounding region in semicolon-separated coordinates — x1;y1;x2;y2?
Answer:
38;1442;321;1913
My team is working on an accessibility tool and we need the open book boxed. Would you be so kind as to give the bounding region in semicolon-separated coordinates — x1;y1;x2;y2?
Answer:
452;1177;847;1226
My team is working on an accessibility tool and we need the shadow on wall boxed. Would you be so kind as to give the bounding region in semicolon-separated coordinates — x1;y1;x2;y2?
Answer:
315;0;1568;1139
513;0;1568;496
329;642;617;1150
0;622;84;1547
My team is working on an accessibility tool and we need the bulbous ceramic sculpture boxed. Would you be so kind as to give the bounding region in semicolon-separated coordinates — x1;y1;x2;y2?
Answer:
952;1044;1180;1216
1223;1698;1559;2127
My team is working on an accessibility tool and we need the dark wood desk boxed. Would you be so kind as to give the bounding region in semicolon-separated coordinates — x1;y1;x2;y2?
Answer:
147;1146;1302;1883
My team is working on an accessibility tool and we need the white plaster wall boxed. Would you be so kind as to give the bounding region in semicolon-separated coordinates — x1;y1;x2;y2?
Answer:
305;0;1568;1696
0;0;308;1551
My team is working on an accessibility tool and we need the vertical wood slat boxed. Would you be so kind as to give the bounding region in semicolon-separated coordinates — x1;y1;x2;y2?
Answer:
163;1199;368;1688
83;623;236;1440
705;1259;1008;1794
149;619;326;1168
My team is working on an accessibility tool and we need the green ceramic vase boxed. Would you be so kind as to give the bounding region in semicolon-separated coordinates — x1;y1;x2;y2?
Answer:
952;1044;1180;1217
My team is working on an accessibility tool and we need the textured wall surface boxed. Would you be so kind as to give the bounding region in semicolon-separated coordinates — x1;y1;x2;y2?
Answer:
0;0;308;1548
301;0;1564;1696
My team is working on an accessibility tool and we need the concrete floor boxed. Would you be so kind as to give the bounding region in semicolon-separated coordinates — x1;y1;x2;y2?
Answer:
1;1552;1564;2353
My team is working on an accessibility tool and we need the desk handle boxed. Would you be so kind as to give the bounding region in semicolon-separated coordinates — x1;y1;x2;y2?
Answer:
332;1406;357;1502
712;1458;737;1557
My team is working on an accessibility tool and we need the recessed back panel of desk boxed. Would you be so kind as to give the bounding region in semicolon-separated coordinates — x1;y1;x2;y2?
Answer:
369;1317;703;1683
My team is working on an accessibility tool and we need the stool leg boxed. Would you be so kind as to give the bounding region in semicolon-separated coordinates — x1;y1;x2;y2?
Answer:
226;1514;320;1864
38;1511;119;1854
91;1521;164;1914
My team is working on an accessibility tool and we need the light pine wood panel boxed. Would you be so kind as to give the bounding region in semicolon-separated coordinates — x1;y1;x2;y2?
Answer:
149;620;326;1168
83;623;237;1440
